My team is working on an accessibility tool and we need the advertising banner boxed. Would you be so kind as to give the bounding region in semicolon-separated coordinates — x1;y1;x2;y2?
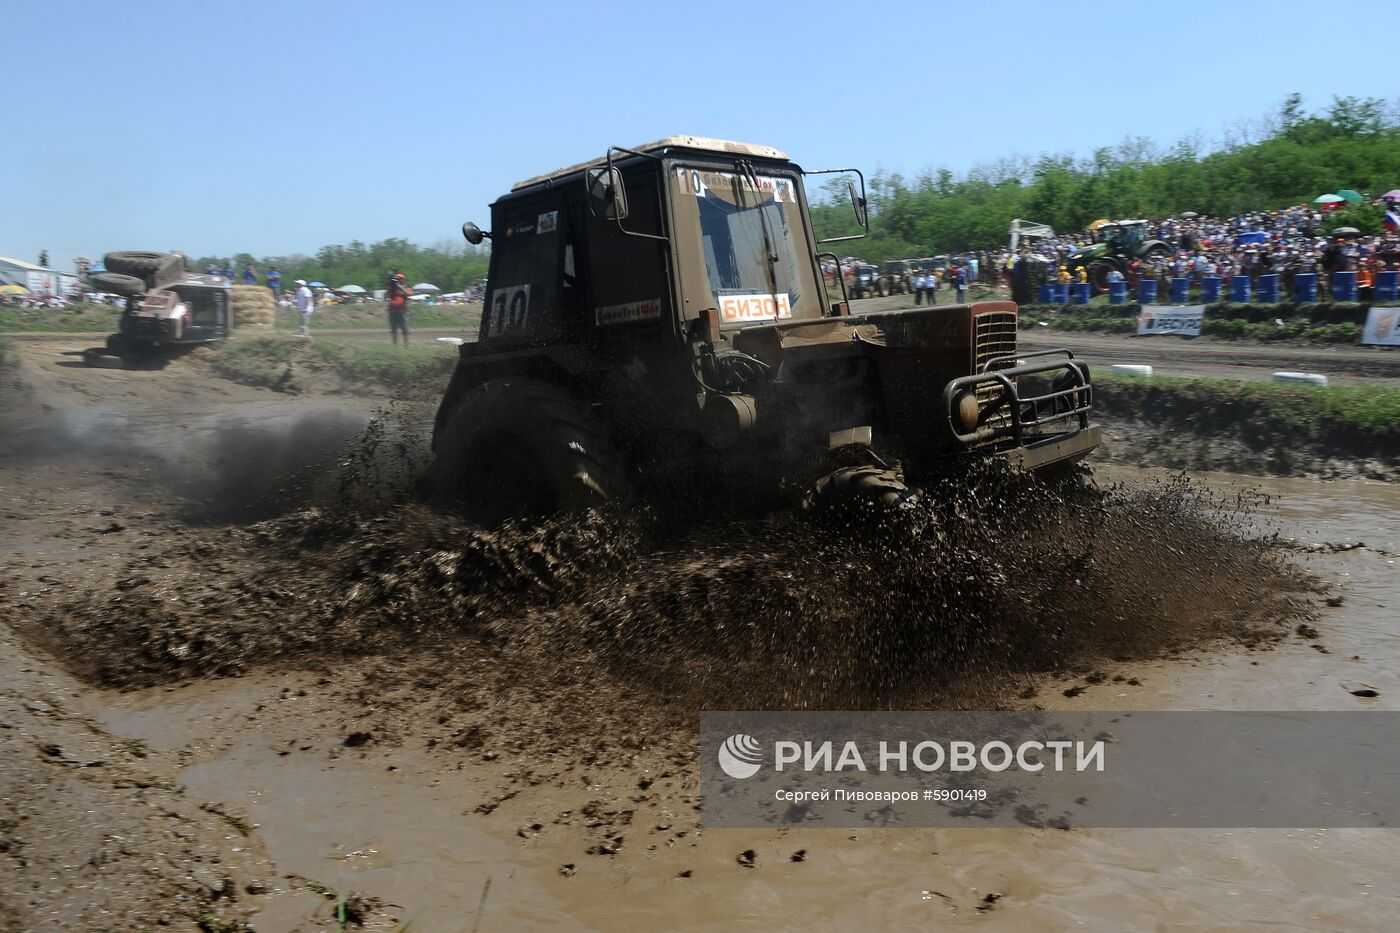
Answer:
1361;306;1400;346
1137;305;1204;336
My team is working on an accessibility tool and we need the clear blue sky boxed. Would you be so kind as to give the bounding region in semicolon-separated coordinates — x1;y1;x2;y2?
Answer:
5;0;1396;270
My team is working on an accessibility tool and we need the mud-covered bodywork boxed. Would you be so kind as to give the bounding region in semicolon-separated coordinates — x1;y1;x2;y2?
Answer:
729;300;1098;476
436;136;1099;513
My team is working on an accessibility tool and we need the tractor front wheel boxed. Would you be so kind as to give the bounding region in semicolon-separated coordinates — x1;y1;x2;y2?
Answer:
1087;261;1117;294
804;465;915;514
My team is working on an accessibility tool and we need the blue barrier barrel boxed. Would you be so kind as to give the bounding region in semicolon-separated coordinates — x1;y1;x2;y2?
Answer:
1038;284;1055;304
1294;272;1317;303
1201;277;1221;303
1053;283;1070;304
1071;283;1091;305
1138;278;1158;303
1170;277;1190;304
1332;271;1357;302
1230;276;1251;303
1376;270;1400;303
1256;273;1280;304
1108;281;1128;304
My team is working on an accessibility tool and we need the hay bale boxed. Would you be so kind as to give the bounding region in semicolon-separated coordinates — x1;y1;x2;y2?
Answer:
229;285;276;329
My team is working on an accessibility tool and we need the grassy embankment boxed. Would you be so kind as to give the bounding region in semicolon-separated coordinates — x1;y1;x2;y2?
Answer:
0;301;482;334
1095;373;1400;460
208;334;457;392
0;303;121;333
273;301;482;332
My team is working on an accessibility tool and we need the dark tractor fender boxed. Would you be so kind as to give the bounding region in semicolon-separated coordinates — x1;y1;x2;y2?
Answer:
1139;240;1173;258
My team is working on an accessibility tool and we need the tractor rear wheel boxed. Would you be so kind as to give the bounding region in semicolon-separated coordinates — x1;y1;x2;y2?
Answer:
103;251;183;288
431;378;628;526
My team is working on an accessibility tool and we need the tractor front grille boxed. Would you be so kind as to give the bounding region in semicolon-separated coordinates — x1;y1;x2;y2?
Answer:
974;311;1018;438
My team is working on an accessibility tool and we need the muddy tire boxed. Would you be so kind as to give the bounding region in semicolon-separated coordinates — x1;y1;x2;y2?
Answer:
804;465;914;512
83;347;127;369
103;251;183;288
105;333;135;354
89;272;147;298
432;378;628;525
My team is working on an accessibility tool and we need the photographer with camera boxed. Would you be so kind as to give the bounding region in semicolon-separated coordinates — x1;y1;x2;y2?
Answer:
386;270;412;345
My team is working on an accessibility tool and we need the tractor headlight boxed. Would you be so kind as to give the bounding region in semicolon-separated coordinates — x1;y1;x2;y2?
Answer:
955;391;981;433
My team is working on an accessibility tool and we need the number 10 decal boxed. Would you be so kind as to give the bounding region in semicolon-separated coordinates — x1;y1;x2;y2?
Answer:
491;284;531;333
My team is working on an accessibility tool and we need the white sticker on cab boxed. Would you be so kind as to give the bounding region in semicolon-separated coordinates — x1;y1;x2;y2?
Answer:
718;293;791;323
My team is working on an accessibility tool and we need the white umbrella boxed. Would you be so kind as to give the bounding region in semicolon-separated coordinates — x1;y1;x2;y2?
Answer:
412;282;439;292
338;284;366;294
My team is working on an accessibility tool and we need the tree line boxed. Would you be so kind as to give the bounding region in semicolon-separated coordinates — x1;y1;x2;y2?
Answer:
810;94;1400;260
191;237;490;293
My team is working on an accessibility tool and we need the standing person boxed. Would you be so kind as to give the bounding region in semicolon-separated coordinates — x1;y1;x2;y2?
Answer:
294;279;315;337
912;270;926;305
386;271;412;345
954;265;968;303
266;266;282;299
243;262;257;285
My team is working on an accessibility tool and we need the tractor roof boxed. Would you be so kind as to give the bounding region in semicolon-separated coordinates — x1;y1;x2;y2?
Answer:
511;136;791;191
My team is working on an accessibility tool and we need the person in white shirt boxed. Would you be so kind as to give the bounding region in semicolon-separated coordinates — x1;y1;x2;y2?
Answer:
294;279;315;337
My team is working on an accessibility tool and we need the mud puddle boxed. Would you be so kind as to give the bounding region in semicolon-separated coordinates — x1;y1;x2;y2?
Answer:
45;471;1394;931
94;674;579;931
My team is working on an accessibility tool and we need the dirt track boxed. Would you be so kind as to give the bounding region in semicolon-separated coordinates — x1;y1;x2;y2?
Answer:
3;336;1399;930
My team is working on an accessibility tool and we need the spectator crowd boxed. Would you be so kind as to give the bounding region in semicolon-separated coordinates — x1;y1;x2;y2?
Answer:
1001;201;1400;296
825;198;1400;301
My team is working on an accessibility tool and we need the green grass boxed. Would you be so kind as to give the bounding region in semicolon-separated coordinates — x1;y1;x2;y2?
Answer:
0;302;121;333
1095;373;1400;453
0;337;13;369
1023;313;1365;343
275;300;482;332
0;300;481;334
210;334;457;391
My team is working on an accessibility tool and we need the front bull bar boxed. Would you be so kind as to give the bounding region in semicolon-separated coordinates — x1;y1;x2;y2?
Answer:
942;348;1094;447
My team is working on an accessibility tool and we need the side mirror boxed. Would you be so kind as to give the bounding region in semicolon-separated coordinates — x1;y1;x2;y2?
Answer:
848;181;868;227
587;166;629;221
462;221;490;245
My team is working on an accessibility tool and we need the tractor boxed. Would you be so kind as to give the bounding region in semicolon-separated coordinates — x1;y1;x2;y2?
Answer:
433;136;1100;524
878;259;913;296
1067;220;1173;293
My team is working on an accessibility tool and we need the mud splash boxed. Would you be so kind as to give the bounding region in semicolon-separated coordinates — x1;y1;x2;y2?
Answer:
24;457;1312;717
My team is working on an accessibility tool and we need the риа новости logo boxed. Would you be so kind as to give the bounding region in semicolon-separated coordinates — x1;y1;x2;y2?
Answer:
718;733;763;779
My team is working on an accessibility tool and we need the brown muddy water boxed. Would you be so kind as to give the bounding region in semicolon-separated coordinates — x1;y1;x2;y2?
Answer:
3;343;1397;930
61;470;1400;932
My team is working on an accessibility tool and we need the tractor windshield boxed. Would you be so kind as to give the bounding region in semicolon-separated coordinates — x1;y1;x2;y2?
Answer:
669;164;823;325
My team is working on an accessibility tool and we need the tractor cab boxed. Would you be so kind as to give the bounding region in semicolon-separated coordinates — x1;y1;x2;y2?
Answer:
1110;220;1149;253
465;136;865;349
